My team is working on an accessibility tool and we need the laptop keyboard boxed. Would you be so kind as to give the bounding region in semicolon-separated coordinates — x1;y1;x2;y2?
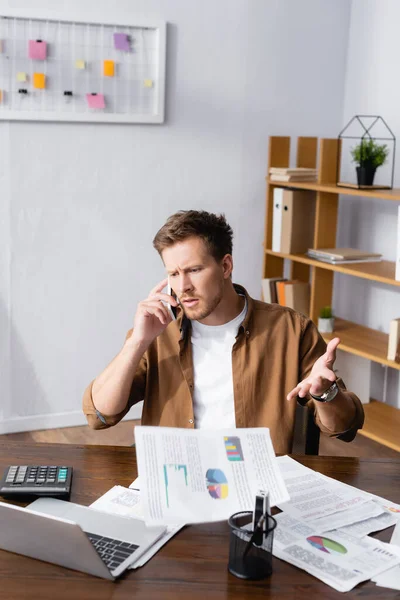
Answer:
86;532;139;571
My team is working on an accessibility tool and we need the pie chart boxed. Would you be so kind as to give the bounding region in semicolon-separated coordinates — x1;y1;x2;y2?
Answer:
307;535;347;555
206;468;229;499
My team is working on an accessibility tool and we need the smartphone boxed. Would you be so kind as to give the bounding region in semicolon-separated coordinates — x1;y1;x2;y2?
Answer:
167;279;178;321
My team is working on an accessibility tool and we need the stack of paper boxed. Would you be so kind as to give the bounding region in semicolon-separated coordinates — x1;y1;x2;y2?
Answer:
269;167;317;182
306;247;382;264
274;456;400;592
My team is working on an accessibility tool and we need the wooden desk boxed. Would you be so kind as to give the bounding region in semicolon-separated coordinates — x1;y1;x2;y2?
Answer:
0;440;399;600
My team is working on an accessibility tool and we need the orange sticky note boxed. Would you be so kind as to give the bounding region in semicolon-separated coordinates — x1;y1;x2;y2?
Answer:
33;72;46;89
0;90;3;104
103;60;115;77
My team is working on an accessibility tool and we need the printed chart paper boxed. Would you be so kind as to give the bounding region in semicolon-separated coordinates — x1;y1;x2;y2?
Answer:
273;512;400;592
135;426;289;525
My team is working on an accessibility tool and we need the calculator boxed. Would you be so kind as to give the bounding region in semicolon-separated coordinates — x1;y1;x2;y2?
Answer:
0;465;73;499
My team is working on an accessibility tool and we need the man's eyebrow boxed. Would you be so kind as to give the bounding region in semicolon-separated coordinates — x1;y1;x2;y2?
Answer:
167;264;204;274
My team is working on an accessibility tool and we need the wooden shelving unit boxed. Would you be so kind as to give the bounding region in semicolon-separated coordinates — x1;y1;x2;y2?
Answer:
263;136;400;450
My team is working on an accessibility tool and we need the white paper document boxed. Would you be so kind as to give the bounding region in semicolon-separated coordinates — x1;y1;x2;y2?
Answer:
372;520;400;590
276;456;370;524
331;510;398;538
273;512;400;592
135;426;289;525
89;485;183;568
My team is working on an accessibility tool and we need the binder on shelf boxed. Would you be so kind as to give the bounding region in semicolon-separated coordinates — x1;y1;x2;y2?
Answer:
396;206;400;282
387;318;400;362
261;277;286;303
276;280;288;306
280;189;315;254
284;281;310;316
272;188;283;252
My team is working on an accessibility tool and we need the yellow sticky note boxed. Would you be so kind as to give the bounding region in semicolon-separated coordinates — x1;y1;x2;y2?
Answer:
17;72;27;82
0;90;3;104
103;60;115;77
144;79;153;88
75;59;85;69
33;72;46;89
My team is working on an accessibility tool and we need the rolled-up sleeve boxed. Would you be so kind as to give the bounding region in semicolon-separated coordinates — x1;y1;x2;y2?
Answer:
82;330;148;430
298;316;364;441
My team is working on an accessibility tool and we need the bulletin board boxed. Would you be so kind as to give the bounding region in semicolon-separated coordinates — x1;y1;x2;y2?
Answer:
0;10;166;123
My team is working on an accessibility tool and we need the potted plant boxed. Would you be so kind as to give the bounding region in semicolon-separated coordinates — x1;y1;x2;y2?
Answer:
350;138;389;186
318;306;335;333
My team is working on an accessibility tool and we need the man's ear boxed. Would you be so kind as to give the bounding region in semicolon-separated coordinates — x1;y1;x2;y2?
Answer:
221;254;233;279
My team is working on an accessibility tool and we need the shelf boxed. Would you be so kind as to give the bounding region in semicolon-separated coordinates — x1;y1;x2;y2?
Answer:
265;250;400;287
266;178;400;201
321;317;400;370
359;400;400;452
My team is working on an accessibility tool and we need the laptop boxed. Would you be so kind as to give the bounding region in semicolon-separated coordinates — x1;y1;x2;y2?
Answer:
0;498;166;580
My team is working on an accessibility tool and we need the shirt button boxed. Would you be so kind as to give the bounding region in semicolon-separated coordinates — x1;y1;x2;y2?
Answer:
188;419;194;424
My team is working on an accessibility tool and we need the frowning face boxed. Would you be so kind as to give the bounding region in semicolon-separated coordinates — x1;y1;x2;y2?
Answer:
161;236;232;325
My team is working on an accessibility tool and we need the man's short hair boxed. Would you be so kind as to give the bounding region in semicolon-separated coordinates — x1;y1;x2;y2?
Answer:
153;210;233;261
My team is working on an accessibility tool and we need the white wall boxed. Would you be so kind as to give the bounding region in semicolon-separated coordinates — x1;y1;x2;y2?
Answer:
0;0;352;433
335;0;400;407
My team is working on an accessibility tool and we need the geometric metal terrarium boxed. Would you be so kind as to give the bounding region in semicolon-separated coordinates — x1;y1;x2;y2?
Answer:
336;115;396;190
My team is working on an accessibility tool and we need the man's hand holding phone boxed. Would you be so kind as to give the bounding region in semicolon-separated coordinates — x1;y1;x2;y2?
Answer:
129;278;179;349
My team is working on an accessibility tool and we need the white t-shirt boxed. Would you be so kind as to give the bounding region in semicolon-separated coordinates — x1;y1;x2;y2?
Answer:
191;298;247;429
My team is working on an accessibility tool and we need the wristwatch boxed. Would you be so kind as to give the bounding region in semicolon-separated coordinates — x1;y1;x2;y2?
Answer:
310;381;339;403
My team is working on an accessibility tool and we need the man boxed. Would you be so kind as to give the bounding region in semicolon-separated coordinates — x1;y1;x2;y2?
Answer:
83;210;364;454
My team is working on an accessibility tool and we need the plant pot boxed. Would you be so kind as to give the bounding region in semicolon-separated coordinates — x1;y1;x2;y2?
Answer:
356;165;377;186
318;317;335;333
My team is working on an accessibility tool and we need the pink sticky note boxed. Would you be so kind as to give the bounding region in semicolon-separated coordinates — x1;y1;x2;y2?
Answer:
29;40;47;60
86;93;105;109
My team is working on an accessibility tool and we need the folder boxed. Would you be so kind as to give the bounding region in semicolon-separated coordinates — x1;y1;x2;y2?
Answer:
387;318;400;362
272;188;283;252
284;281;310;316
280;190;315;254
396;206;400;282
276;280;290;306
261;277;286;303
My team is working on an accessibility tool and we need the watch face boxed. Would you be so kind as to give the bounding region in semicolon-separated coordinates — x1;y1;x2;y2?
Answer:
312;382;339;402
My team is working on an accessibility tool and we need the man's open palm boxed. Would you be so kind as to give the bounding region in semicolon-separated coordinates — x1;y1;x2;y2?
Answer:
287;337;340;401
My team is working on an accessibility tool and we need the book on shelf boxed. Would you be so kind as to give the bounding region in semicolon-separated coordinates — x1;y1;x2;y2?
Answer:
307;247;382;264
269;167;317;175
269;174;317;182
269;167;317;183
396;206;400;282
274;279;310;316
387;318;400;362
272;188;315;254
284;281;310;316
261;277;286;303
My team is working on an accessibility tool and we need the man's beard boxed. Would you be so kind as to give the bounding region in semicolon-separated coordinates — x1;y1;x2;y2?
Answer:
181;289;223;322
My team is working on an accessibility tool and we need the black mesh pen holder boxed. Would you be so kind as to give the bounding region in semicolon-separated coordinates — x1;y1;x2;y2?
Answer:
227;510;277;580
